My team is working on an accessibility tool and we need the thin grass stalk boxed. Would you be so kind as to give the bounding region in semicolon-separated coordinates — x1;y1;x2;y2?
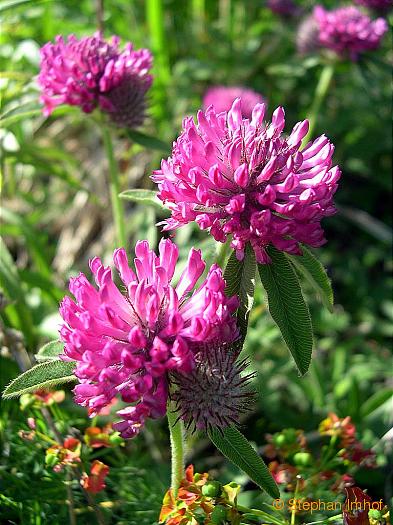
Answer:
192;0;205;36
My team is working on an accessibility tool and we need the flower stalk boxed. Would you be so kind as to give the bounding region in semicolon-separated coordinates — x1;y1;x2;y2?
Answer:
167;403;185;495
303;63;335;145
101;125;127;248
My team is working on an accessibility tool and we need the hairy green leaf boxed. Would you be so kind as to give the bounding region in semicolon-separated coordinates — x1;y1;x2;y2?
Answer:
258;247;313;375
35;340;64;362
286;246;334;312
3;361;76;399
224;245;256;345
119;189;167;212
126;130;170;153
208;426;279;499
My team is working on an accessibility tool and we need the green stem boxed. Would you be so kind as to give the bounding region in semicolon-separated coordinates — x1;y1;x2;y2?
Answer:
291;476;302;525
303;63;335;145
101;125;127;248
167;403;185;495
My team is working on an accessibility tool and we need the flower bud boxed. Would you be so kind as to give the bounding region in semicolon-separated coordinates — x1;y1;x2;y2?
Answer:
171;344;255;432
293;452;312;467
202;480;222;498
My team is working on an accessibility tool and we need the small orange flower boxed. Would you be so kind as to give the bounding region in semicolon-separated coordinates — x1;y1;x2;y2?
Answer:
84;426;111;448
34;389;65;405
159;465;217;524
319;413;356;447
45;438;81;472
80;460;110;494
269;461;299;490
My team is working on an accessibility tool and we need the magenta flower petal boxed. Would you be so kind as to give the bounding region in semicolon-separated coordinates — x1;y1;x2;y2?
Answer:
38;32;153;128
153;99;341;264
59;239;239;438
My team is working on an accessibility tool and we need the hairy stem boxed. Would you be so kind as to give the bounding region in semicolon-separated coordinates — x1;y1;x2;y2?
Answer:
167;403;185;495
304;63;335;145
101;125;127;248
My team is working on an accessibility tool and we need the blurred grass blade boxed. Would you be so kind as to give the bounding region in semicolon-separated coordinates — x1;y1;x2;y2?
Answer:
119;189;168;212
0;0;48;14
35;340;64;362
0;237;35;346
0;108;43;128
208;426;280;499
360;388;393;418
286;246;334;313
224;244;256;345
0;104;78;128
126;130;170;153
3;361;76;399
258;247;313;375
339;205;392;245
1;208;52;278
146;0;170;83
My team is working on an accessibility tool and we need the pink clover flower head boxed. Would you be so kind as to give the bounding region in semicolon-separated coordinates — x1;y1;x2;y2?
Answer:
354;0;392;12
153;99;341;264
59;239;239;438
38;32;153;128
314;5;388;60
202;86;266;120
297;15;320;55
267;0;298;17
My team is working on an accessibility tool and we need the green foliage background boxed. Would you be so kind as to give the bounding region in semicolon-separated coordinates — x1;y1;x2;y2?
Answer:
0;0;392;523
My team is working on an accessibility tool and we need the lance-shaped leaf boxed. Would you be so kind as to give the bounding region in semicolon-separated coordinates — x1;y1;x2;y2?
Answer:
208;426;280;499
126;130;170;153
35;340;64;362
119;189;168;213
286;246;334;313
224;245;256;345
2;361;76;399
258;247;313;375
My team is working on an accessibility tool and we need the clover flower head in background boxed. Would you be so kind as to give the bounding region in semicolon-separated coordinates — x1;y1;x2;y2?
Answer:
313;5;388;61
202;86;266;120
296;15;320;55
153;98;340;264
170;343;255;432
267;0;298;17
59;239;239;438
354;0;392;13
38;32;153;128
